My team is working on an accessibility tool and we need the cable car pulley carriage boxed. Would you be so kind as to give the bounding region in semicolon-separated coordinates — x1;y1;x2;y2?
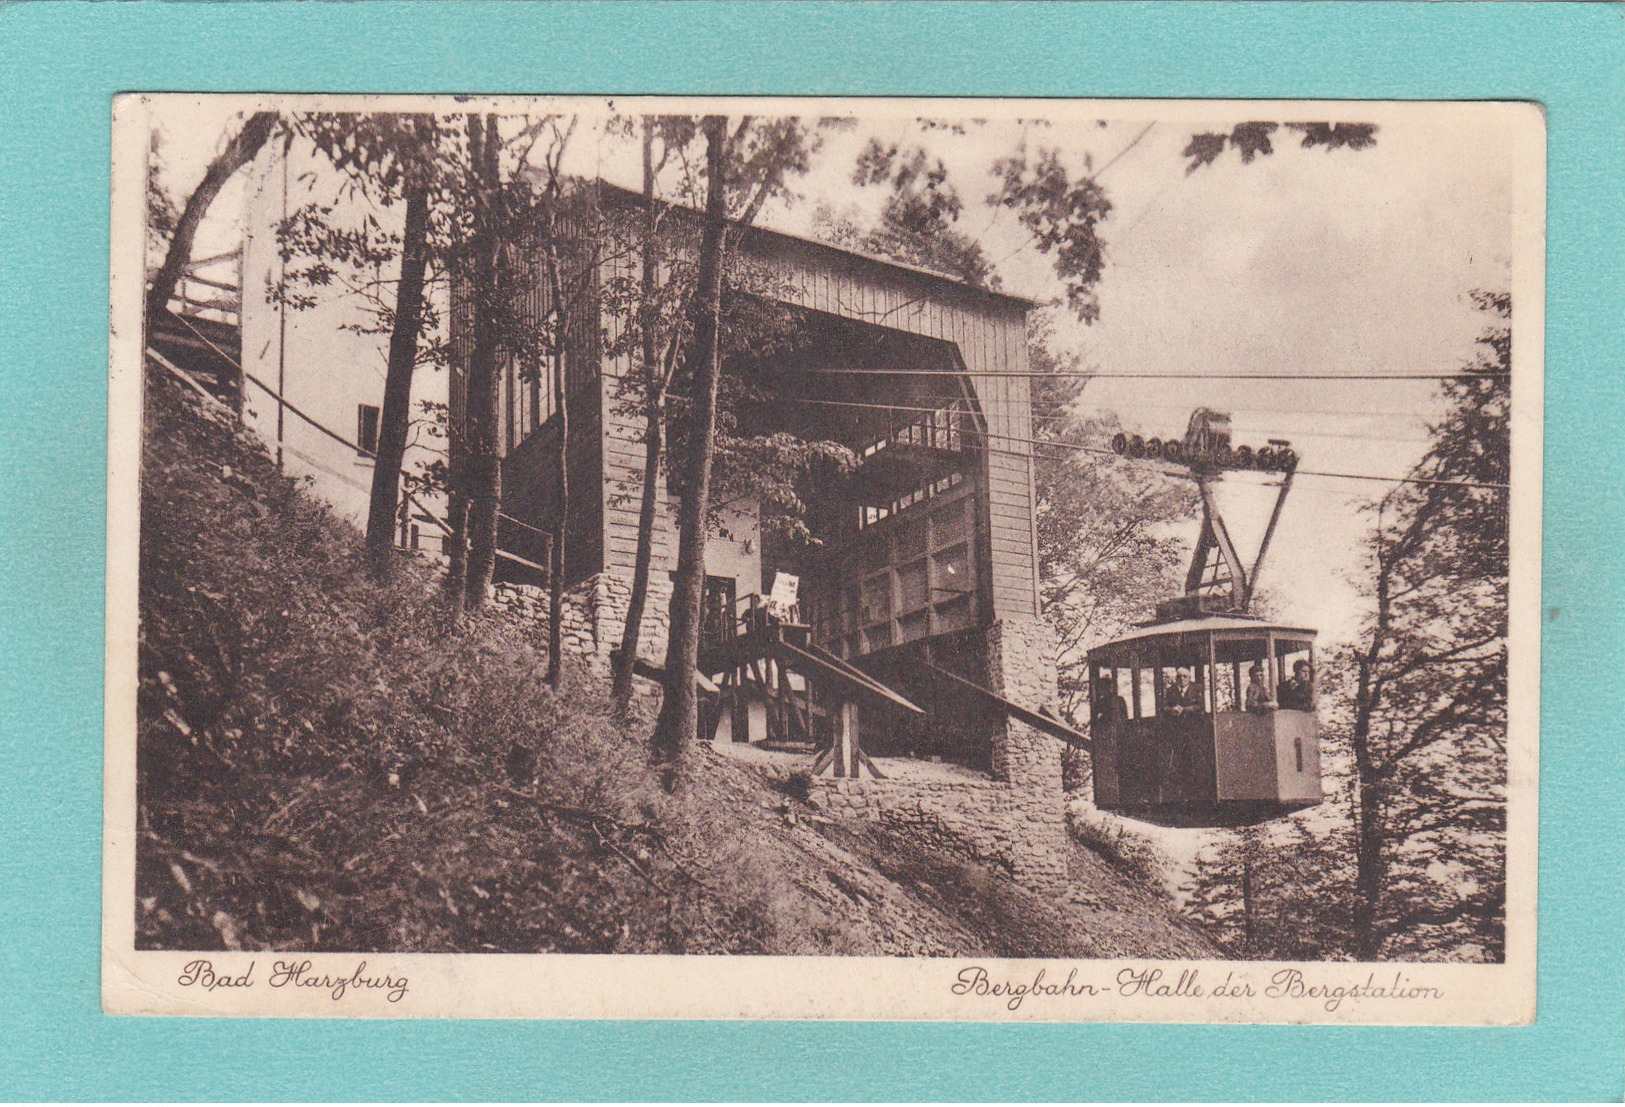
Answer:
1089;409;1322;828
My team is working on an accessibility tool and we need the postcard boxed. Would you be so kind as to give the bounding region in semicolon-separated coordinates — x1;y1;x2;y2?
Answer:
105;93;1542;1022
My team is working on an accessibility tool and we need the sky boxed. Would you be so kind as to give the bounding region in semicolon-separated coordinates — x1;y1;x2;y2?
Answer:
145;96;1521;651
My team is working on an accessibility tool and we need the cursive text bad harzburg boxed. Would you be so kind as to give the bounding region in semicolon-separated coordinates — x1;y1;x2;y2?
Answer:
177;959;409;1003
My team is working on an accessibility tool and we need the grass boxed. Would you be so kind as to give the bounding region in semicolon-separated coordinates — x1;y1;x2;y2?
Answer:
136;364;839;954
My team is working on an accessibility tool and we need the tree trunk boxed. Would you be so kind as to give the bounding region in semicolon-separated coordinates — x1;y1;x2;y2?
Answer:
443;492;469;617
544;242;570;689
611;121;665;711
613;405;663;708
146;111;277;332
462;341;502;612
651;116;728;767
1350;521;1393;960
462;113;503;613
365;179;431;580
1352;760;1387;960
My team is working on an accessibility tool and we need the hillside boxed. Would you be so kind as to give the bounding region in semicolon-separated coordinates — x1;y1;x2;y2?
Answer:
135;359;1217;958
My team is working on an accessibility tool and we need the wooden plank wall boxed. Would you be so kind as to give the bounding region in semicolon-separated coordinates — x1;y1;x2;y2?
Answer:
453;226;610;588
501;387;604;586
729;231;1040;622
598;242;676;578
588;219;1038;622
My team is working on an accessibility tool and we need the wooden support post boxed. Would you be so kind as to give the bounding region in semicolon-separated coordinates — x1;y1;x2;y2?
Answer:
836;699;860;778
706;690;725;744
791;679;813;742
856;748;887;780
770;654;786;742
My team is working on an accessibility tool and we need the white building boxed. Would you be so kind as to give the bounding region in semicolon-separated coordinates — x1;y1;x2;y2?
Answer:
240;139;450;555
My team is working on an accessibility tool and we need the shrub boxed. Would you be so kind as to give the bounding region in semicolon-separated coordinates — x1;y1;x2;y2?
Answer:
1067;806;1170;890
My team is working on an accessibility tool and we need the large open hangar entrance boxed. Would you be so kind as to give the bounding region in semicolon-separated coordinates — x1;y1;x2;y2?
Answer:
716;300;1009;770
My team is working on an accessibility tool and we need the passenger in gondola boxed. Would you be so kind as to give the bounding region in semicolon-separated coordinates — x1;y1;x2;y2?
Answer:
1245;663;1277;713
1093;675;1130;725
1166;668;1204;716
1278;660;1315;711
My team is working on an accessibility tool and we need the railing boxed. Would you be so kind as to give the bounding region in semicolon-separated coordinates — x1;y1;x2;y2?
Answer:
150;248;243;328
168;273;242;327
705;590;804;649
856;397;977;460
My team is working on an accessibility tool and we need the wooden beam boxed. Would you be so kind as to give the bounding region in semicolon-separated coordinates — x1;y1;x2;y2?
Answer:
920;661;1091;749
626;655;721;695
779;641;924;714
835;700;860;777
856;748;887;780
494;548;551;576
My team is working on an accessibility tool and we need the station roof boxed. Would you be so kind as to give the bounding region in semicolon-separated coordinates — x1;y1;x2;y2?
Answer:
1091;615;1318;650
590;180;1040;311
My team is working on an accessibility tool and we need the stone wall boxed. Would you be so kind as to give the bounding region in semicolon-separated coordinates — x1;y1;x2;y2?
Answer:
766;769;1069;890
582;567;673;664
984;616;1066;796
489;567;673;676
488;579;601;670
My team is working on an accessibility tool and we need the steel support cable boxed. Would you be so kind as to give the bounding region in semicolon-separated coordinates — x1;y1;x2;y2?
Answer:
148;343;570;573
156;319;1504;494
798;384;1437;442
164;315;548;536
804;367;1510;382
778;394;1509;492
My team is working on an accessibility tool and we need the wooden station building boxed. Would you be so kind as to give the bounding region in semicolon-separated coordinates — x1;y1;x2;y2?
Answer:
453;184;1074;793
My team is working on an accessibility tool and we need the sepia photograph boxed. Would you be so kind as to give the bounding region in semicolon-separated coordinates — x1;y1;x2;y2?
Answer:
104;94;1542;1021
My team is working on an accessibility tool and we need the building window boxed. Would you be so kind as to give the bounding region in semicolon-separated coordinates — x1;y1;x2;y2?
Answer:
357;403;381;457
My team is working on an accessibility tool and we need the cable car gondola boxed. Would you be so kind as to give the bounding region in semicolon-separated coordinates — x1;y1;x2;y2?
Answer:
1089;410;1322;828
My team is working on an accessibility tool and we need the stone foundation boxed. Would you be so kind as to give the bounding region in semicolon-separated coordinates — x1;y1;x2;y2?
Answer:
580;567;674;664
744;760;1069;890
984;616;1066;796
489;567;674;677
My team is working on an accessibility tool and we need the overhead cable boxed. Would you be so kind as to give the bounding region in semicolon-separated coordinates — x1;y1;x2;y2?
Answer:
777;395;1510;492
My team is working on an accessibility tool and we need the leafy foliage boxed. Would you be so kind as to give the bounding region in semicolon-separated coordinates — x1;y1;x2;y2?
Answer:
991;147;1113;323
1343;290;1510;961
813;194;997;290
138;363;1220;958
1028;321;1195;726
145;132;181;271
1181;814;1359;960
609;119;859;544
1183;121;1378;174
138;363;858;954
1181;292;1509;963
831;139;999;288
1068;806;1173;892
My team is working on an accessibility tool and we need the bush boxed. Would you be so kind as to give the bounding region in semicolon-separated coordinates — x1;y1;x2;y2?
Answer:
781;769;814;803
1067;806;1169;890
134;366;859;956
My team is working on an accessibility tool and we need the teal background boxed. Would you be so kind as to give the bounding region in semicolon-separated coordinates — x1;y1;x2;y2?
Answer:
0;1;1620;1099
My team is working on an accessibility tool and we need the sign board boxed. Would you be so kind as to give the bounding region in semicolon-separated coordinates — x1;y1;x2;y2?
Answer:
767;571;800;613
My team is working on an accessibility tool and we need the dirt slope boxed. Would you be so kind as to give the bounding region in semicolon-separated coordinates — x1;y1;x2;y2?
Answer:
135;359;1217;960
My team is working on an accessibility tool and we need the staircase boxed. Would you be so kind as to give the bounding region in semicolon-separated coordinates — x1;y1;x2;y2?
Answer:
147;252;244;408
